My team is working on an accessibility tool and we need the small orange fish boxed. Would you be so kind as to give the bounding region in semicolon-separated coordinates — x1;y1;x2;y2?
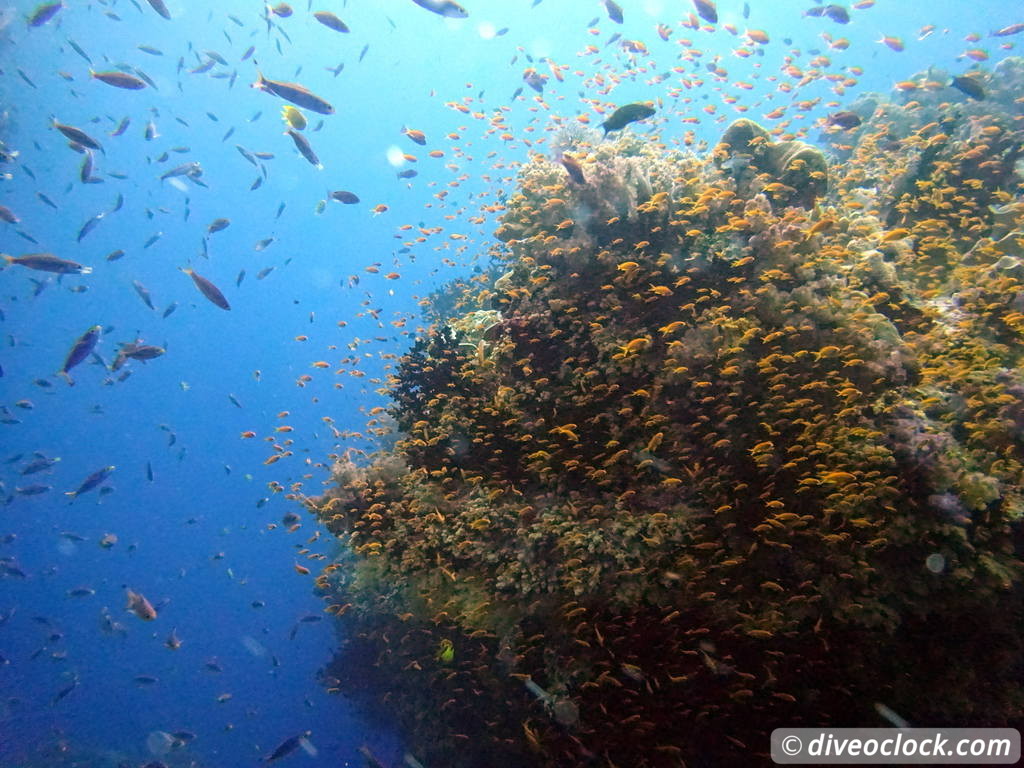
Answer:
240;430;257;438
402;127;426;145
294;562;311;575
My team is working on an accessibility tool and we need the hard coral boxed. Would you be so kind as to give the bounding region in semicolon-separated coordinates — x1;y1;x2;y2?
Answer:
310;67;1024;768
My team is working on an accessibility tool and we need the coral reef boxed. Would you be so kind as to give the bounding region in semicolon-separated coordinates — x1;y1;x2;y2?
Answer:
307;64;1024;768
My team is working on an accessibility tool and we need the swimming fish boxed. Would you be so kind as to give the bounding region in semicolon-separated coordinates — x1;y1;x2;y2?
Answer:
950;74;985;100
60;325;101;384
28;2;63;27
90;70;148;89
827;110;862;129
692;0;717;24
410;0;468;18
281;105;306;131
4;253;92;274
559;154;585;184
145;0;171;19
252;72;334;115
330;190;360;204
66;465;115;499
52;119;102;151
600;102;656;136
181;268;231;310
125;588;157;620
313;11;349;32
265;731;312;762
286;129;322;169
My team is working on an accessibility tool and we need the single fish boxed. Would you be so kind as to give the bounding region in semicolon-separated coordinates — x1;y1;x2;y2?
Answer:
329;190;359;204
600;102;656;136
125;587;157;619
90;69;148;89
410;0;468;18
53;119;103;151
4;253;92;274
28;2;63;27
66;465;115;499
559;153;584;184
181;268;231;310
60;325;101;383
313;11;349;32
950;74;985;100
265;731;312;762
603;0;623;24
252;72;334;115
286;129;321;168
145;0;171;19
692;0;717;24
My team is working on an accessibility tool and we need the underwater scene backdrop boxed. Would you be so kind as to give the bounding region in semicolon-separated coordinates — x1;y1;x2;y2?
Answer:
1;0;1023;766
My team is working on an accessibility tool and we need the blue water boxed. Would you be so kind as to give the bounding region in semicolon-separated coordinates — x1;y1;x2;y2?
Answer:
0;0;1020;766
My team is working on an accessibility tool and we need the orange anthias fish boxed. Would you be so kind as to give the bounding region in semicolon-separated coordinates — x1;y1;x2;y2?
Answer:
126;588;157;620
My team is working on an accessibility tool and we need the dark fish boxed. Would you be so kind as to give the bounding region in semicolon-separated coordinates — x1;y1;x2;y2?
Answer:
22;456;60;475
265;731;312;762
145;0;171;20
827;110;862;129
410;0;468;18
143;232;162;249
162;302;178;318
236;269;246;286
4;253;91;274
950;75;985;100
51;676;79;706
18;69;38;88
146;461;154;481
60;325;101;383
106;249;125;262
53;119;102;151
37;192;57;209
90;70;147;89
692;0;717;24
207;218;230;234
559;154;584;184
138;44;163;55
314;11;349;32
824;4;850;23
67;38;92;64
359;44;369;62
330;190;359;204
228;393;243;408
600;102;656;136
133;280;156;310
66;466;115;499
242;45;256;61
252;72;334;115
77;213;104;242
603;0;623;23
236;145;258;166
181;268;231;310
397;169;418;179
257;266;275;280
0;205;19;223
28;2;63;27
286;129;321;168
16;484;51;495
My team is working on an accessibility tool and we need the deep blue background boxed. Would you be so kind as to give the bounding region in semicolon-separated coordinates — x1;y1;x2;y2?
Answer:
0;0;1019;765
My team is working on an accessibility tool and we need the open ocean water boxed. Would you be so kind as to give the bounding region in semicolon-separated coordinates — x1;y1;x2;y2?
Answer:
1;1;1023;766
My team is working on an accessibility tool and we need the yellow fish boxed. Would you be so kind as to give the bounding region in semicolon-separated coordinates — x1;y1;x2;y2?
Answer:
281;105;307;131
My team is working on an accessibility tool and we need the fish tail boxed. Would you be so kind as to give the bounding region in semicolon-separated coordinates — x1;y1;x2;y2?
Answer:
57;370;74;386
